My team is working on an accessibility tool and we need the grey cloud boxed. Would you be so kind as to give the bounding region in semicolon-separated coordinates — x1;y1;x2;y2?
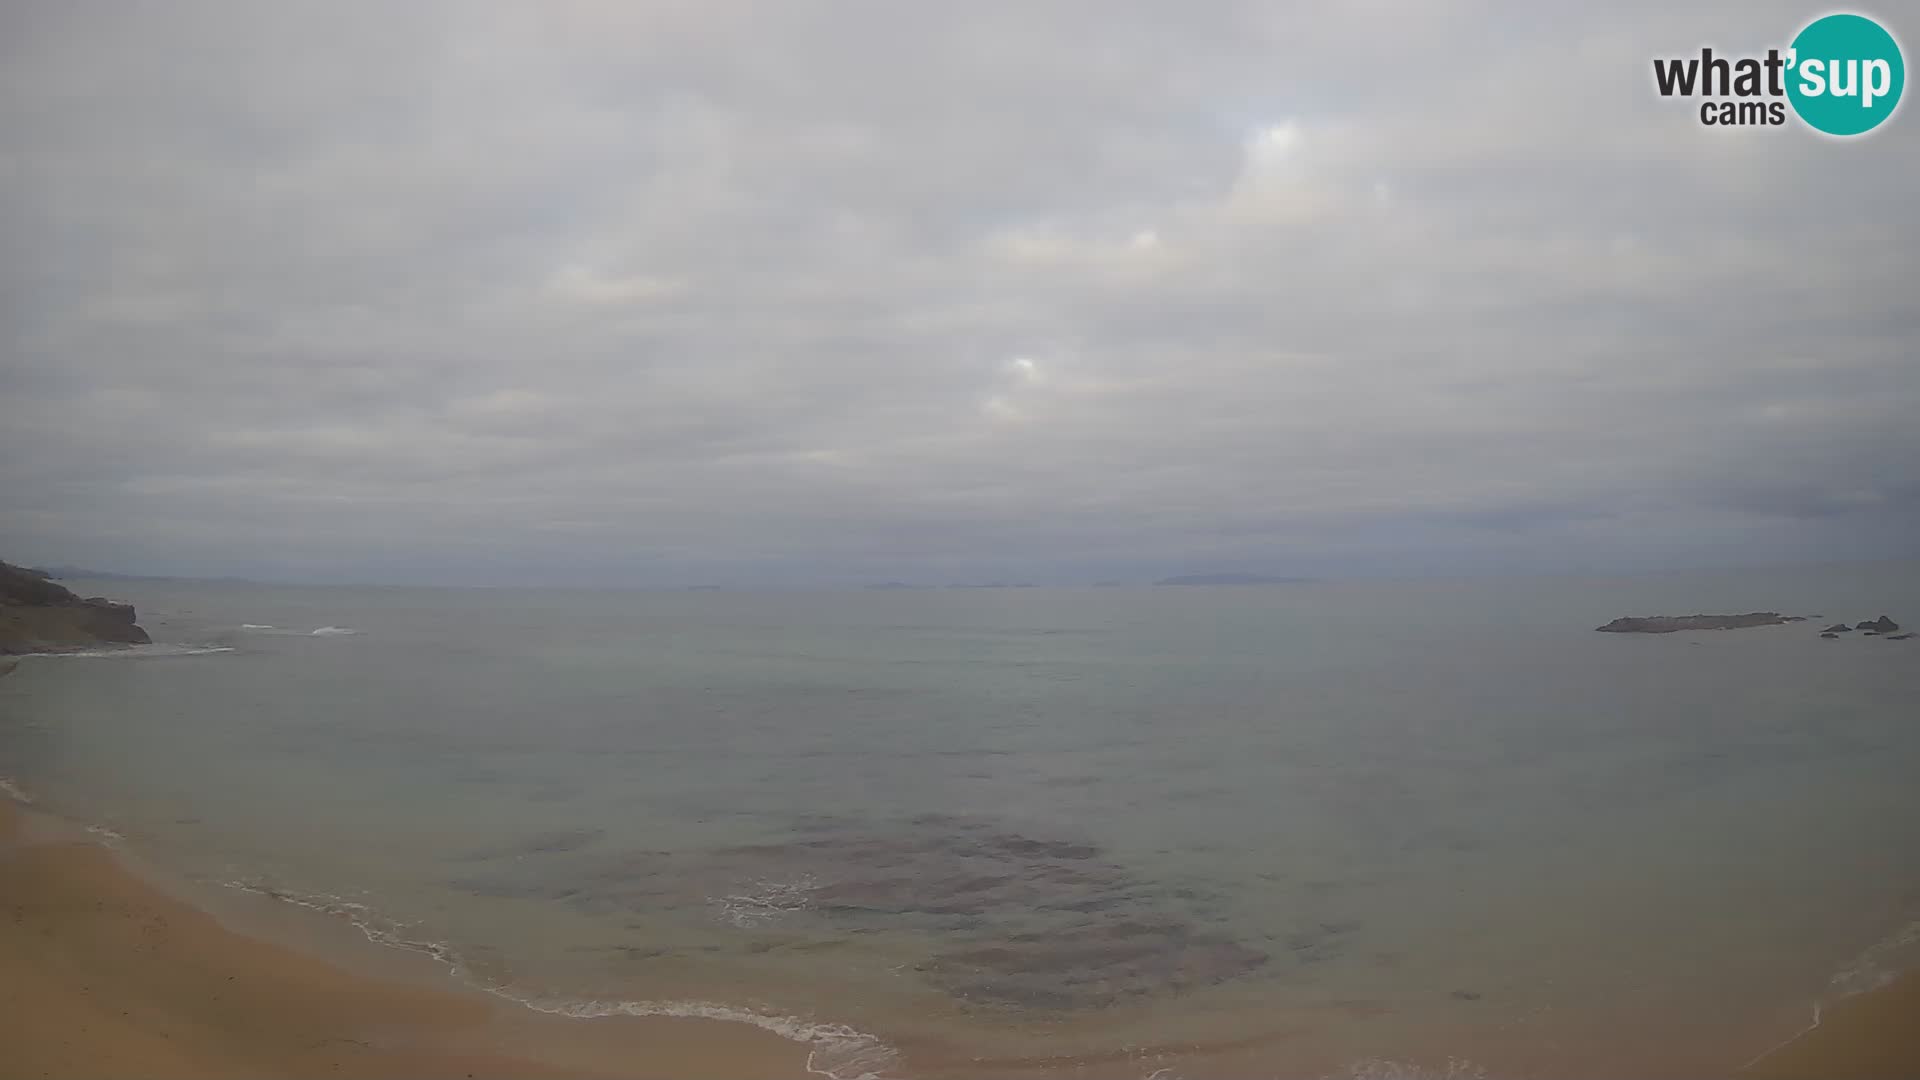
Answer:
2;1;1916;585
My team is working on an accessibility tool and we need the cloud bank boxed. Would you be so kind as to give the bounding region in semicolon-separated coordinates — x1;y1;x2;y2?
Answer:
2;1;1915;584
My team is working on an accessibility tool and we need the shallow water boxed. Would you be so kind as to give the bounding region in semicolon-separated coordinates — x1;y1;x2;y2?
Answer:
3;563;1919;1078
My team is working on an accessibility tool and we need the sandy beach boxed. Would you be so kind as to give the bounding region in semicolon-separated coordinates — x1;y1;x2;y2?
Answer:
1741;968;1920;1080
0;799;812;1080
5;793;1920;1080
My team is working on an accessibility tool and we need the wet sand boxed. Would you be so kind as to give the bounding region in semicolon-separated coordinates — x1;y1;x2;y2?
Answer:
5;796;1919;1080
1742;969;1920;1080
0;800;811;1079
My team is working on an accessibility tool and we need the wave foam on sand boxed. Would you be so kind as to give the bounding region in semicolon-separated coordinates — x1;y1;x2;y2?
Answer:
26;643;236;659
527;997;897;1080
1830;919;1920;998
1327;1061;1489;1080
220;877;897;1080
1738;915;1920;1073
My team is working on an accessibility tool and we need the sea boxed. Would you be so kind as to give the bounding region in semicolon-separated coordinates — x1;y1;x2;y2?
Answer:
3;561;1918;1079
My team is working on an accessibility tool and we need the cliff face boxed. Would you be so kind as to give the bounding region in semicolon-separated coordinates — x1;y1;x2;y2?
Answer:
0;560;152;655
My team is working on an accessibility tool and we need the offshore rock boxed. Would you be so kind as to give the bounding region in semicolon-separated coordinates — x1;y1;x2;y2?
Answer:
1594;613;1797;633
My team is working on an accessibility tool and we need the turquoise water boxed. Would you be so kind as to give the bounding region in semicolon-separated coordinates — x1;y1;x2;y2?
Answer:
4;564;1919;1077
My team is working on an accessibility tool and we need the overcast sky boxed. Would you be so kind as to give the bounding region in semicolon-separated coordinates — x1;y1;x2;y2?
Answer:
2;2;1916;586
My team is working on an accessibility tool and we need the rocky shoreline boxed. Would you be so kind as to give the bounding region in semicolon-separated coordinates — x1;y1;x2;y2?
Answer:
0;559;151;659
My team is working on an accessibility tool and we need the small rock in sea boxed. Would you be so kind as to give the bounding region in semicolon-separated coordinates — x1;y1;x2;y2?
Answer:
1821;632;1840;639
1450;989;1483;1001
1855;615;1901;633
1822;624;1854;634
1889;633;1915;641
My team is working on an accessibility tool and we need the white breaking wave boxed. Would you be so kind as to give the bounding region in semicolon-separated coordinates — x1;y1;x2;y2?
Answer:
523;996;897;1080
240;624;275;630
30;644;236;659
709;874;819;928
1742;1003;1825;1072
221;877;897;1080
220;879;462;968
1830;918;1920;997
1;782;129;850
1328;1061;1491;1080
1746;914;1920;1072
310;626;360;636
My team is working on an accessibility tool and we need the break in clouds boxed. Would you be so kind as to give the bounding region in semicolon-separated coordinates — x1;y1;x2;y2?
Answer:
2;2;1916;586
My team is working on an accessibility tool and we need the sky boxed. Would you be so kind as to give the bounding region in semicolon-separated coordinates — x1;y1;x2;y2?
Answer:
2;1;1916;587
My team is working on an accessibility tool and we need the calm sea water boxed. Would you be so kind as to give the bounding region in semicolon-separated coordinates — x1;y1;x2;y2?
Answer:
4;564;1920;1078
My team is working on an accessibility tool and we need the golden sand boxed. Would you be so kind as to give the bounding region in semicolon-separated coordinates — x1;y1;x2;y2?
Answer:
1741;968;1920;1080
0;800;811;1079
4;796;1917;1080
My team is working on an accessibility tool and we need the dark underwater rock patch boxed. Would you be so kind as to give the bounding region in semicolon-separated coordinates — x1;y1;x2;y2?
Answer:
448;814;1280;1011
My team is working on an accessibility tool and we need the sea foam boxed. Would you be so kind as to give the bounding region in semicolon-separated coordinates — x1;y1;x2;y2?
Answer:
1328;1060;1490;1080
85;823;127;846
523;996;897;1080
31;644;236;659
220;876;897;1080
1734;924;1918;1080
709;874;819;928
1829;918;1920;997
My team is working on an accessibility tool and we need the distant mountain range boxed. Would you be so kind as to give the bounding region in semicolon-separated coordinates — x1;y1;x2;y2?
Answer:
34;565;155;581
34;566;255;584
1153;573;1315;586
27;565;1313;590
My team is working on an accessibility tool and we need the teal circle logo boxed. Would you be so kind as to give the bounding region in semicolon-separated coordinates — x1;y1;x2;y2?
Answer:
1787;13;1905;136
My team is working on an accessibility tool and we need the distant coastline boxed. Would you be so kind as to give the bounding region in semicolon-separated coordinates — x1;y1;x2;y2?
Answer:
1154;573;1315;586
34;565;256;584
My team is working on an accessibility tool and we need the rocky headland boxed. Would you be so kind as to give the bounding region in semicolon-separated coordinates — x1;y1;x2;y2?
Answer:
0;559;151;657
